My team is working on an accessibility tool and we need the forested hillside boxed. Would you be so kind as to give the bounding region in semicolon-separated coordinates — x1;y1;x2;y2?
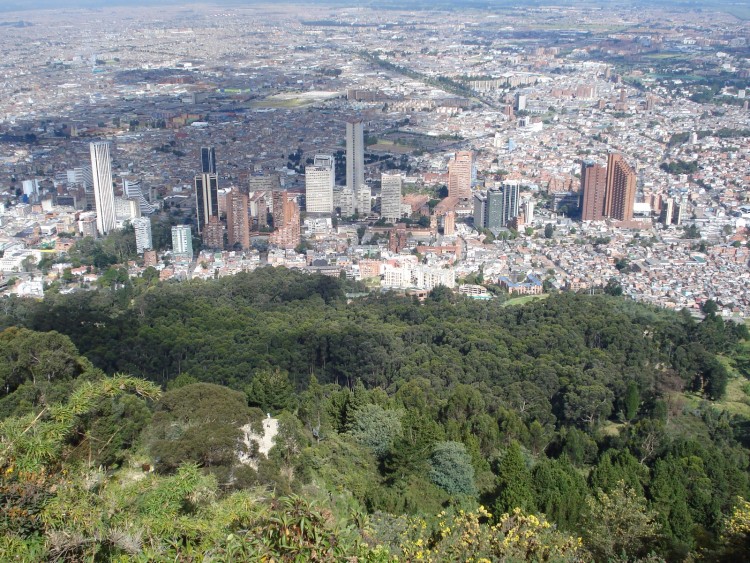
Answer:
1;268;749;561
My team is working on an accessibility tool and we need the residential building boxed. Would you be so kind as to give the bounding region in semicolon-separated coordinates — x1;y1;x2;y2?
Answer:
448;150;473;199
171;225;193;257
605;153;637;222
580;160;607;221
380;173;403;222
226;190;250;249
132;216;153;254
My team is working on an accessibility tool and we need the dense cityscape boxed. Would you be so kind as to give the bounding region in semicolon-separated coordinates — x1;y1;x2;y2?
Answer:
2;2;750;561
0;1;748;314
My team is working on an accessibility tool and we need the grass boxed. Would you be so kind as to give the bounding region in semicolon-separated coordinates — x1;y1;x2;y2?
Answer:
501;294;550;308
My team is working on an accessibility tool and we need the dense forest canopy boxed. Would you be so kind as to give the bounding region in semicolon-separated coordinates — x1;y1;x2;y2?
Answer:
1;267;749;561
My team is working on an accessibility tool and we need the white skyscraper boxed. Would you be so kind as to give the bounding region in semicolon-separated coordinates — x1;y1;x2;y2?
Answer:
346;120;369;214
90;141;116;235
171;225;193;257
380;173;403;222
132;217;153;254
305;154;335;214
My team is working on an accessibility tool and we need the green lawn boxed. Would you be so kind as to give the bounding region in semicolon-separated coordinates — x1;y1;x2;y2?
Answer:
502;293;550;307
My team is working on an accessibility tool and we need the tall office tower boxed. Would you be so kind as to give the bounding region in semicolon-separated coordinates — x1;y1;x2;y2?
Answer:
604;153;637;222
171;225;193;257
305;154;335;214
203;216;225;250
201;147;217;174
195;173;219;234
90;141;116;235
346;120;367;213
380;173;403;222
500;181;520;226
124;179;156;215
473;192;487;228
248;173;280;194
132;217;153;254
580;161;608;221
448;151;473;199
226;190;250;250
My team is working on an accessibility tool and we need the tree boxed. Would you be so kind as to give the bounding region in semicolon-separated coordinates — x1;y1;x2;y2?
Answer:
348;403;402;459
247;368;295;413
623;380;640;421
582;481;659;561
147;383;250;474
544;223;554;239
429;441;476;495
493;441;535;514
604;277;623;296
563;384;614;427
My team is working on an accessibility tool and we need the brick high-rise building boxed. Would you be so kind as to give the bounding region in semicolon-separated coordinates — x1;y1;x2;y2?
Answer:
202;216;225;250
269;196;300;249
226;190;250;250
448;151;473;199
580;161;608;221
604;153;636;222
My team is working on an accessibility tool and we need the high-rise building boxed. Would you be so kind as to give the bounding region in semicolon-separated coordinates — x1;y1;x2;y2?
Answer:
195;173;219;234
580;161;608;221
516;93;527;111
132;217;153;254
473;192;487;228
475;182;519;229
269;197;300;249
201;147;216;174
380;173;403;222
448;151;473;199
604;153;636;222
123;179;156;215
305;154;335;214
115;197;141;221
226;190;250;250
203;216;225;250
272;189;286;229
346;120;368;214
90;141;116;235
171;225;193;257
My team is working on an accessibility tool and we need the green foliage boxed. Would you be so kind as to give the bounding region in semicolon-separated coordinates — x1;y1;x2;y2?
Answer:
147;383;250;476
582;481;659;561
348;403;403;459
429;441;476;496
493;441;535;514
247;367;295;413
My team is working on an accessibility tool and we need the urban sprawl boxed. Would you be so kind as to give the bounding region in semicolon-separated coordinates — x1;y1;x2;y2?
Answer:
1;3;749;316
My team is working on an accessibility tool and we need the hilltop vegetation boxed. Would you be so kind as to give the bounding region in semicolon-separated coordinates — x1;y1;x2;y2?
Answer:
1;268;749;561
